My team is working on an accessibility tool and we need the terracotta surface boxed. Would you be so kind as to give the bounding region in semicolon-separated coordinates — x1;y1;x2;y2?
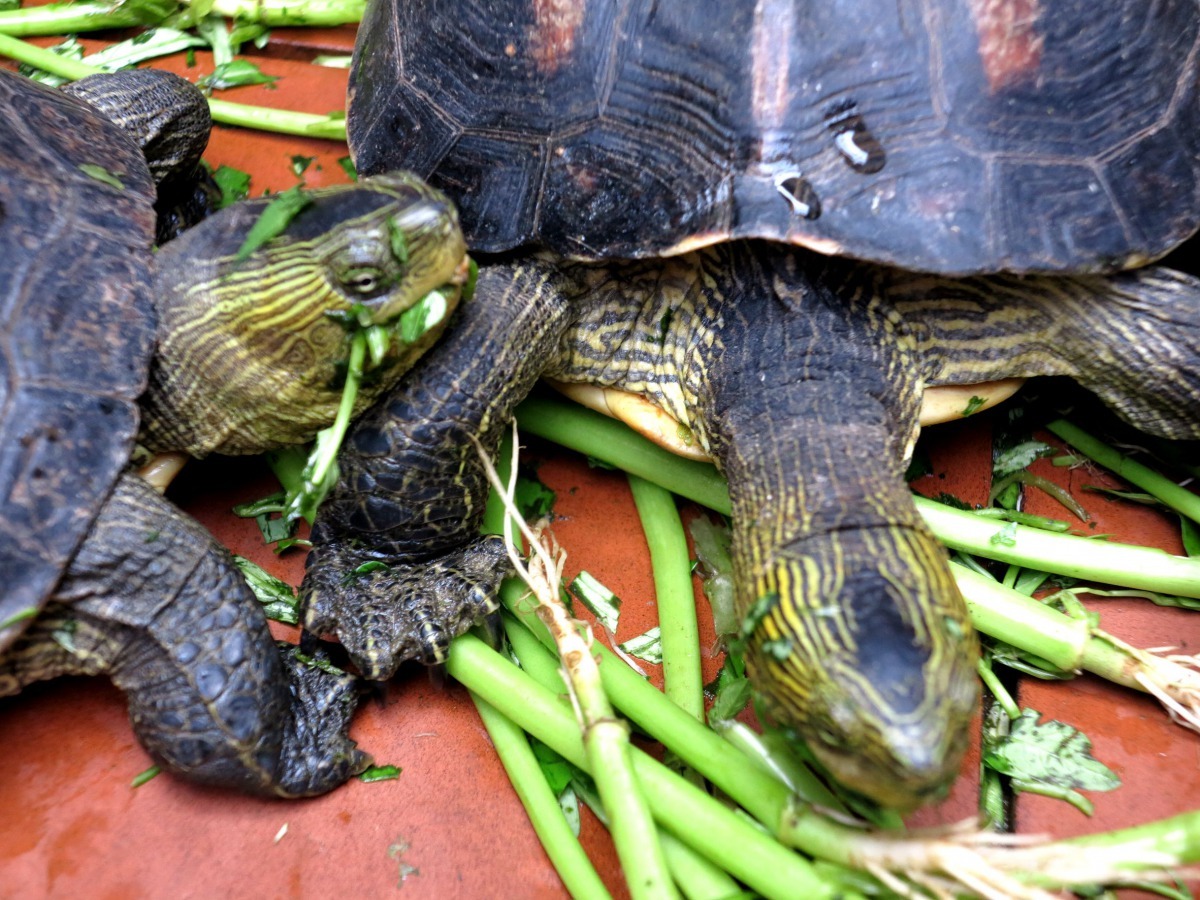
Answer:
2;21;1200;898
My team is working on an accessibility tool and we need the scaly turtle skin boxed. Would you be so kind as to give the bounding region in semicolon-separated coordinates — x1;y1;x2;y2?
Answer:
0;67;469;796
310;0;1200;810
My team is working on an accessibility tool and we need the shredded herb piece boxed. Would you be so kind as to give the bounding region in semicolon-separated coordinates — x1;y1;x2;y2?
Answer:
337;155;357;181
131;764;162;788
234;184;310;262
232;556;300;624
688;515;735;638
989;521;1019;547
0;607;38;630
960;395;987;416
210;163;250;207
78;162;124;189
992;440;1056;477
290;154;315;178
983;708;1120;815
359;764;402;783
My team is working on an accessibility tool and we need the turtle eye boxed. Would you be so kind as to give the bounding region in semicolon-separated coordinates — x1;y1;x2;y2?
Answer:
342;267;385;295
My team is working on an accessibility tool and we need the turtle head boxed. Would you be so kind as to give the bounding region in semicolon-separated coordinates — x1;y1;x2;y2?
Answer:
142;172;471;457
742;525;979;812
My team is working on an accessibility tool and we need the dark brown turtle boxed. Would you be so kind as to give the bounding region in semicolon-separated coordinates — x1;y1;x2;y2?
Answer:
0;66;471;796
301;0;1200;809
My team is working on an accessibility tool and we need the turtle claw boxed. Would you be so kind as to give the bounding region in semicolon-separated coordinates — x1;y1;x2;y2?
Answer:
300;535;511;680
273;644;371;798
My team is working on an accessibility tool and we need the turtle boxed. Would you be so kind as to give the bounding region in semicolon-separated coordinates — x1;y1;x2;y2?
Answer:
299;0;1200;810
0;65;472;796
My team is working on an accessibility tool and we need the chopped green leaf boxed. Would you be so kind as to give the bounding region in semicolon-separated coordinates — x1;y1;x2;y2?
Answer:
359;764;402;783
337;155;358;181
960;395;987;417
51;619;78;654
292;648;348;677
232;556;300;625
398;289;449;344
78;163;124;189
619;627;662;664
529;738;574;797
0;607;39;630
983;708;1120;815
1082;486;1161;505
760;637;793;661
1182;516;1200;558
314;54;354;68
989;521;1018;547
199;58;279;92
131;764;162;788
235;185;310;262
738;592;777;641
232;491;286;518
904;446;933;481
82;26;205;71
570;570;621;633
689;515;735;638
706;666;753;723
211;163;251;208
993;440;1056;477
387;216;410;265
514;474;555;521
290;154;316;178
353;561;389;576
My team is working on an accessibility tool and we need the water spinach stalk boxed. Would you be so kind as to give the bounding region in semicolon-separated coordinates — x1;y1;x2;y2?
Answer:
472;423;677;900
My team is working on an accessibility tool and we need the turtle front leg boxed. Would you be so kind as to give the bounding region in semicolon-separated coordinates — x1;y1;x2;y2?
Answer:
549;246;979;810
300;261;574;678
0;474;367;798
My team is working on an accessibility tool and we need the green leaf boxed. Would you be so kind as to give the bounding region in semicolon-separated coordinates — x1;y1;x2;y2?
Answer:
988;521;1019;547
337;155;358;181
83;26;205;71
387;215;409;265
359;764;402;783
131;764;162;788
397;289;448;344
983;708;1120;795
688;515;735;638
529;738;574;797
231;491;286;518
993;440;1057;477
570;571;621;633
51;619;78;654
78;163;124;189
960;395;987;417
904;446;933;481
235;185;310;262
290;154;316;178
227;19;269;52
232;556;300;625
0;607;39;630
199;58;279;92
514;474;555;521
707;669;753;723
1181;516;1200;558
